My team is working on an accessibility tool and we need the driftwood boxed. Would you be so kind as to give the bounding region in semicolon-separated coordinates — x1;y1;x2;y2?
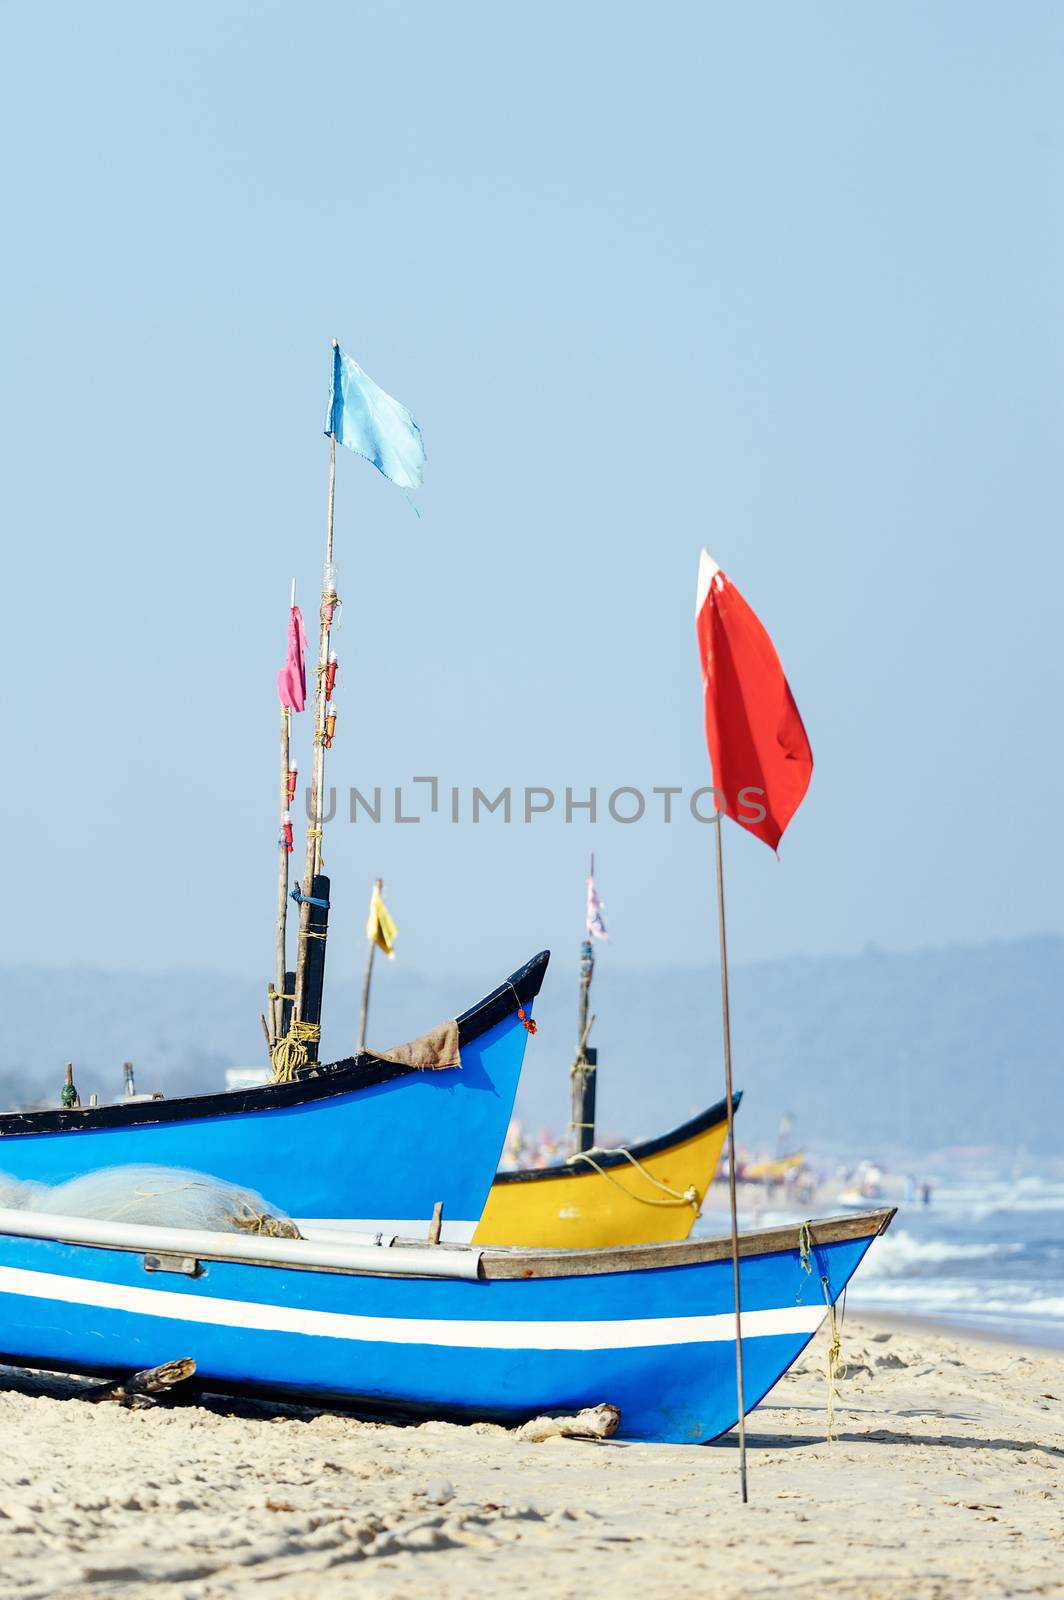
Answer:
516;1403;620;1443
86;1358;197;1409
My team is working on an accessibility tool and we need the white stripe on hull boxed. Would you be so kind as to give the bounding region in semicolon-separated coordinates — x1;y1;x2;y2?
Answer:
0;1264;826;1351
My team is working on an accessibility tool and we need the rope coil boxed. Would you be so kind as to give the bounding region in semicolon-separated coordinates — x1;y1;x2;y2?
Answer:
271;1020;322;1083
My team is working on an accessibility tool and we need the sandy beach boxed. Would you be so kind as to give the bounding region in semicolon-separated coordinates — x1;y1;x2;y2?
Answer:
0;1316;1059;1599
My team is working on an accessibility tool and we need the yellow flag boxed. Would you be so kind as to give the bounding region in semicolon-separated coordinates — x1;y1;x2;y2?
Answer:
366;881;397;959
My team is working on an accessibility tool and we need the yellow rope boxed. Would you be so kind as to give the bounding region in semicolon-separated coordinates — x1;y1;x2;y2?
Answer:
820;1275;846;1442
566;1145;700;1209
306;825;324;868
230;1209;302;1240
271;1020;321;1083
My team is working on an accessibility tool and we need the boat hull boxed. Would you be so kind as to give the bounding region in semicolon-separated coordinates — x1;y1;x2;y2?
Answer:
475;1096;736;1249
0;953;548;1243
0;1208;894;1444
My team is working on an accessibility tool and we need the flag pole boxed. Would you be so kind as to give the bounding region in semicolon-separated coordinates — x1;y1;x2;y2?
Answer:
269;579;297;1047
273;702;291;1041
292;346;339;1046
714;812;748;1503
358;878;382;1052
570;852;596;1152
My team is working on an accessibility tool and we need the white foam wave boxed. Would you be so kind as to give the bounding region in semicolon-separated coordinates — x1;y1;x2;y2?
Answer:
847;1276;1064;1323
859;1229;1022;1278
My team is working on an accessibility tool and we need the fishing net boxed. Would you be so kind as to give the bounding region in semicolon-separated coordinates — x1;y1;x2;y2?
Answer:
0;1164;301;1238
0;1175;47;1211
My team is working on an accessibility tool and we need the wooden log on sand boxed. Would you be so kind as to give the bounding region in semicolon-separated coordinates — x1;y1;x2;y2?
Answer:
86;1358;197;1410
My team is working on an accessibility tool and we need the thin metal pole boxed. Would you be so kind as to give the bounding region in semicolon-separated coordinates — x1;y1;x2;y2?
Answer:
294;410;337;1022
714;816;748;1503
358;878;382;1051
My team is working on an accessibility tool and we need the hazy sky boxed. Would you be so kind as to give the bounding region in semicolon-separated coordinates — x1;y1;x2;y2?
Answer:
2;2;1061;998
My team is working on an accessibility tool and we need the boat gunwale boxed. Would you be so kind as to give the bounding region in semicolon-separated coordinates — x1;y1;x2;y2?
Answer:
0;1206;895;1282
491;1092;741;1186
477;1206;896;1278
0;950;549;1138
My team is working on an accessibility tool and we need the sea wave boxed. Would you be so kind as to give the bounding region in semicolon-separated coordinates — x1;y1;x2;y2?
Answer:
846;1276;1064;1325
858;1229;1023;1278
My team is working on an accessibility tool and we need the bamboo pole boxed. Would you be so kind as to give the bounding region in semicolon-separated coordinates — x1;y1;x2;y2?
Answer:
713;816;748;1504
577;853;595;1046
571;854;597;1151
358;878;382;1051
293;383;338;1027
273;695;291;1045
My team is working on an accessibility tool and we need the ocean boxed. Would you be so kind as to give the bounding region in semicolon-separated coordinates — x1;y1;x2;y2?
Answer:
701;1168;1064;1350
845;1172;1064;1349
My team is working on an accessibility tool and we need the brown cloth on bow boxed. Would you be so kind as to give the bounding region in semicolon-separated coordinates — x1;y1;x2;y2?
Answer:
368;1017;461;1072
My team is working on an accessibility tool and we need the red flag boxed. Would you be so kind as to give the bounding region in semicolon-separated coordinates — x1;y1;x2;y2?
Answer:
277;605;307;712
695;550;812;851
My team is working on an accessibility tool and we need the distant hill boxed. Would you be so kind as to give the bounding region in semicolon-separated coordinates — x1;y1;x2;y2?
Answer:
0;936;1059;1154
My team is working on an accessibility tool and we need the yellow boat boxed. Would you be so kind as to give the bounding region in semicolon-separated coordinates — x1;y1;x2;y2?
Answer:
472;1093;738;1248
742;1151;805;1183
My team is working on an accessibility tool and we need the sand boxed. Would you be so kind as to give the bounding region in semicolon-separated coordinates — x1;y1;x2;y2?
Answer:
0;1317;1060;1599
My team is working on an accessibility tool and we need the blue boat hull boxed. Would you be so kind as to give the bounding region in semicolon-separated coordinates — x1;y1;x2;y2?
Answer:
0;953;549;1242
0;1210;893;1443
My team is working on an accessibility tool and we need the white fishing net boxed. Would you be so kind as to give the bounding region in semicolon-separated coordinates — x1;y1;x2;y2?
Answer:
0;1165;300;1237
0;1175;46;1211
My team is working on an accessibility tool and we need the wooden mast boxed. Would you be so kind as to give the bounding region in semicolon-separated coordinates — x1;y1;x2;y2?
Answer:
292;351;339;1054
570;853;597;1152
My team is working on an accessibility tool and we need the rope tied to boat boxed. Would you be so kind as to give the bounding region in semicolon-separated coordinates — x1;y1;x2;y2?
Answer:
271;1020;321;1082
230;1208;302;1240
566;1145;700;1209
508;982;537;1035
820;1274;847;1442
797;1220;814;1276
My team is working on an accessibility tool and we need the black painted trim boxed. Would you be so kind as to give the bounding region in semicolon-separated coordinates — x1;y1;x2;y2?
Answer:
490;1091;741;1187
0;951;550;1139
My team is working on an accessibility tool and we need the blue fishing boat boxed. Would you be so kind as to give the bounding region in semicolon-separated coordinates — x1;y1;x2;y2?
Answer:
0;951;547;1243
0;1203;893;1443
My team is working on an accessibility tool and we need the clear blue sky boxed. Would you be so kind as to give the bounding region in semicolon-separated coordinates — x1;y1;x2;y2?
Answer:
2;1;1061;992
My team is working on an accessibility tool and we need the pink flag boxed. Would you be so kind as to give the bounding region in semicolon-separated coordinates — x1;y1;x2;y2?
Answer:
277;605;307;711
586;876;608;942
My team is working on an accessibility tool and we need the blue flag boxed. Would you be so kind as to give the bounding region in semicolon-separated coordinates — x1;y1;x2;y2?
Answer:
325;343;426;490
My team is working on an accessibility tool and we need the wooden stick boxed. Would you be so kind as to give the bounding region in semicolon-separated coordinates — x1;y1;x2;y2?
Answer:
571;854;596;1151
273;697;291;1048
358;878;382;1053
294;396;338;1027
427;1200;444;1245
714;818;748;1503
86;1357;197;1408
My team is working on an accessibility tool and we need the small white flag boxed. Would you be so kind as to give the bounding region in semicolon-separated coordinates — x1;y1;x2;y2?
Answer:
586;876;608;942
